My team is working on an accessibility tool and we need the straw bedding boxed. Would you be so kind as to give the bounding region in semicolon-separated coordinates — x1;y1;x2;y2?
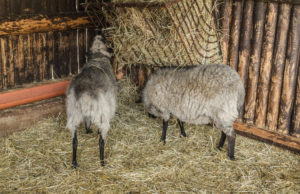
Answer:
0;79;299;193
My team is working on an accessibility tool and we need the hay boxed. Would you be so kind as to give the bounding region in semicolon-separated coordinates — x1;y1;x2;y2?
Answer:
0;79;299;193
88;0;222;70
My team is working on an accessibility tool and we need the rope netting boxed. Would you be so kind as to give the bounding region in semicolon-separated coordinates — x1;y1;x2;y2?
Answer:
85;0;223;69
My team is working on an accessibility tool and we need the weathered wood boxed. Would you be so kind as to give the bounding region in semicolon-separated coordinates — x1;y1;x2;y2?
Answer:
255;3;278;129
0;15;91;36
220;0;233;65
238;0;254;87
16;35;25;85
267;4;291;131
228;0;243;70
0;97;65;137
278;6;300;134
69;30;78;75
25;34;34;83
244;1;267;124
0;0;7;17
234;121;300;154
293;56;300;137
0;37;7;89
7;36;15;87
47;32;54;79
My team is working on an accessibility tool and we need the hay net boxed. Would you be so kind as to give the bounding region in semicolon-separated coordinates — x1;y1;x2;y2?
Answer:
85;0;223;70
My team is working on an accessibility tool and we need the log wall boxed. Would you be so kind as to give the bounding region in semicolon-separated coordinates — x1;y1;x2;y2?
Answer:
0;0;94;91
219;0;300;137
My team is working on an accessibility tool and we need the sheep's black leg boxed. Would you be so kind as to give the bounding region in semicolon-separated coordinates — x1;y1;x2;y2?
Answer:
72;131;78;168
84;117;92;134
217;131;227;150
99;134;105;166
148;113;157;118
227;135;235;160
161;120;168;144
177;119;187;137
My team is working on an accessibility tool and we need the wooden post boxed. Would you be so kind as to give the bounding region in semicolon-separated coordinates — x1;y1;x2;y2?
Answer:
47;32;54;80
0;37;7;89
228;0;243;70
220;0;233;65
8;36;15;87
267;4;291;131
238;0;254;87
244;1;267;124
255;3;278;129
278;6;300;134
17;35;25;84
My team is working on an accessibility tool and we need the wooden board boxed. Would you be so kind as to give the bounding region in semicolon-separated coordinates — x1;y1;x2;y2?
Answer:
0;97;65;137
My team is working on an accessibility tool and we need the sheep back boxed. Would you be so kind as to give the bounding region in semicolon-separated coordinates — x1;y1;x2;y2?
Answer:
143;64;245;137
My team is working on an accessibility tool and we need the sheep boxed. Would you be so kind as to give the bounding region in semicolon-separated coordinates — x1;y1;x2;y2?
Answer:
142;64;245;160
66;31;117;167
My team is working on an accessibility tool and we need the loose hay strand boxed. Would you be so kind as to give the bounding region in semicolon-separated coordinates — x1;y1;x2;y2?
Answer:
0;79;299;193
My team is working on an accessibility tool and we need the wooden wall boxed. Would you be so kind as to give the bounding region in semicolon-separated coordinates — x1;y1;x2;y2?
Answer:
0;0;95;90
219;0;300;136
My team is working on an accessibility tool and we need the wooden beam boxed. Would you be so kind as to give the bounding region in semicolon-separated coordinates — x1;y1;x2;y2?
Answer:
0;15;92;36
234;121;300;153
0;97;65;137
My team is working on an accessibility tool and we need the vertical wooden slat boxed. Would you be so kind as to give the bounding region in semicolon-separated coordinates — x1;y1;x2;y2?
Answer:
40;33;47;80
32;33;41;81
10;0;22;15
220;0;233;65
78;29;86;69
244;1;267;124
238;0;254;86
7;36;15;87
31;0;42;15
279;5;300;134
0;37;7;89
0;0;7;16
255;3;278;129
293;52;300;136
47;32;54;80
267;4;292;131
69;30;78;75
17;35;25;85
228;0;243;70
25;34;34;83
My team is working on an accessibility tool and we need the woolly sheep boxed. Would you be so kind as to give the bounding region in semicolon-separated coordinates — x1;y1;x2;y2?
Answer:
66;32;117;167
142;64;245;160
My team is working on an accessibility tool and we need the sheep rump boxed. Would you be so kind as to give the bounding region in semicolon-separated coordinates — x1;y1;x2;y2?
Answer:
143;64;245;159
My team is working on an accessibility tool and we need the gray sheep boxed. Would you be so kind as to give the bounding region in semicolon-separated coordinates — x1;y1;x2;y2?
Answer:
143;64;245;160
66;32;117;167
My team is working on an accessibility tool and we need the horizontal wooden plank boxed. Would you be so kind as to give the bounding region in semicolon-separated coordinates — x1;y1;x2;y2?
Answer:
0;97;65;137
234;121;300;153
0;15;92;35
0;81;70;110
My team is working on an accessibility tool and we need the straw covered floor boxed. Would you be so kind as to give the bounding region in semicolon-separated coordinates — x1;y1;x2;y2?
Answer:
0;79;299;193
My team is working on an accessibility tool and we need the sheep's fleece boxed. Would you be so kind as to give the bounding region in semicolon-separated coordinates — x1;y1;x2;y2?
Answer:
143;64;245;137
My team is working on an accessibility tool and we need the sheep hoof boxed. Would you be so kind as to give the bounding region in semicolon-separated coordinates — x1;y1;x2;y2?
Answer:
217;146;222;151
228;155;235;160
101;160;105;166
72;161;78;168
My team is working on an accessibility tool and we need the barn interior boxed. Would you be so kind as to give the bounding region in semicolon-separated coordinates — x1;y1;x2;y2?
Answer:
0;0;299;192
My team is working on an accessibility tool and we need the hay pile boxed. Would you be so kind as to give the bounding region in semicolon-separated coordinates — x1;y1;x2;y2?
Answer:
0;79;299;193
88;0;222;70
